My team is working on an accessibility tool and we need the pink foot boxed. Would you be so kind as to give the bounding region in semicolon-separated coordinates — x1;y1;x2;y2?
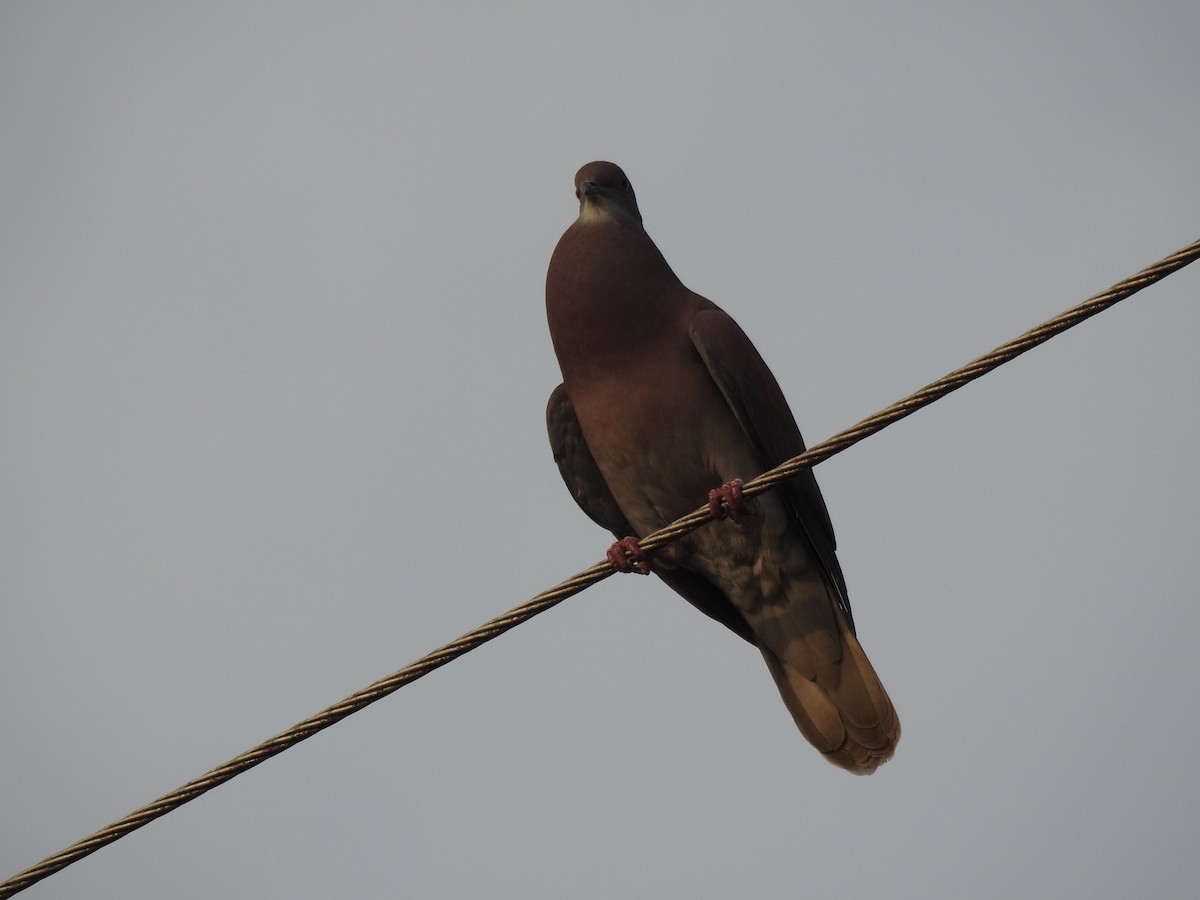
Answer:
607;536;651;575
708;478;755;524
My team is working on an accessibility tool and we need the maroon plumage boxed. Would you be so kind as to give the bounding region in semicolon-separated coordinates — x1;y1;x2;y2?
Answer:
546;162;899;773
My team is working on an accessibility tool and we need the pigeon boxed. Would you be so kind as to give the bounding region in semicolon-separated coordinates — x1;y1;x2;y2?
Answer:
545;161;898;773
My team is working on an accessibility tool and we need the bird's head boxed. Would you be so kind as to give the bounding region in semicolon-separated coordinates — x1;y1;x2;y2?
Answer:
573;161;642;225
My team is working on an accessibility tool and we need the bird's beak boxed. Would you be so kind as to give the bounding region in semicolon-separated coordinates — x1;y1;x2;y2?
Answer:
579;180;601;196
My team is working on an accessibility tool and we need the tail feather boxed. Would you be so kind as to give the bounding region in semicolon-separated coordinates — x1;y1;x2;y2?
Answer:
760;612;899;774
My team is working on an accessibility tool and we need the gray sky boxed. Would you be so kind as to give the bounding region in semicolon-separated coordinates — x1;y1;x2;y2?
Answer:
3;3;1198;898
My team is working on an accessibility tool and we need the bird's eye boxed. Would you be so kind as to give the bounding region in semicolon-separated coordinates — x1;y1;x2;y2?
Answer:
620;179;630;191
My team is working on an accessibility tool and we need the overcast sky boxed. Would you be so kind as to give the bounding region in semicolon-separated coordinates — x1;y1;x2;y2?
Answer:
3;3;1198;898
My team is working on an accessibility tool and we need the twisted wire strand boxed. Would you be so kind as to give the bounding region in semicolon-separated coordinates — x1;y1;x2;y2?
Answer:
2;236;1196;898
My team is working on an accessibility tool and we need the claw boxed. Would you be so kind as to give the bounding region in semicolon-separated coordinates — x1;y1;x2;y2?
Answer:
607;535;651;575
707;478;755;524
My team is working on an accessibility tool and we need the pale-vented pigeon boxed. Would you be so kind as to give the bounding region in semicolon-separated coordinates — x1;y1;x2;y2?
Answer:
545;161;899;773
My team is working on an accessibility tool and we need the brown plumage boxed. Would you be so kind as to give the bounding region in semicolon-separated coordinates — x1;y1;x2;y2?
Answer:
545;161;899;773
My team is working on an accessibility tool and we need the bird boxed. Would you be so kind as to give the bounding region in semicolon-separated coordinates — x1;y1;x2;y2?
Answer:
545;161;899;773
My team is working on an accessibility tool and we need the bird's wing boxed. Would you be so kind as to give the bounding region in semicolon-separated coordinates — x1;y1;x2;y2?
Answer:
547;383;634;536
688;307;855;631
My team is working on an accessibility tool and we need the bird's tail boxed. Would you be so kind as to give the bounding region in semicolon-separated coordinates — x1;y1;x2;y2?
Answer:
760;612;899;774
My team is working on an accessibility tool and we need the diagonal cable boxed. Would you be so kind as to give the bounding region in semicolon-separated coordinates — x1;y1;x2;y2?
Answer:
1;236;1196;898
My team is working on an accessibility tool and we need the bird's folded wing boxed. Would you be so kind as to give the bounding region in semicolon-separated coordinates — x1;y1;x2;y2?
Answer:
688;308;855;631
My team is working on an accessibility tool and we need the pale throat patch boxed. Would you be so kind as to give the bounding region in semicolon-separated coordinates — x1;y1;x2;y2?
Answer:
576;199;614;224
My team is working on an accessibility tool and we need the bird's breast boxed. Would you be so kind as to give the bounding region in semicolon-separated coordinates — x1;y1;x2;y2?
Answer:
569;353;763;536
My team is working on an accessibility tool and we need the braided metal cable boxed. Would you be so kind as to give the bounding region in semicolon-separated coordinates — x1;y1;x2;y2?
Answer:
2;236;1196;898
